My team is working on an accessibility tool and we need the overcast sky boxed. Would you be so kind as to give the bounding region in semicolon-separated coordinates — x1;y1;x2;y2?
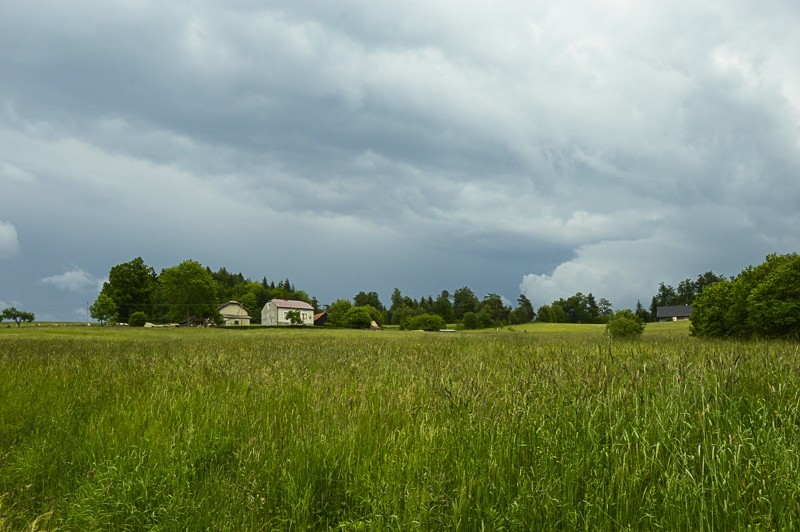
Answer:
2;1;799;321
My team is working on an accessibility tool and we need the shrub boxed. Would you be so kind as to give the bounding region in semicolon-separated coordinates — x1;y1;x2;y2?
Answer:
401;313;446;331
344;306;373;329
606;310;645;339
128;311;147;327
286;310;303;325
461;312;479;330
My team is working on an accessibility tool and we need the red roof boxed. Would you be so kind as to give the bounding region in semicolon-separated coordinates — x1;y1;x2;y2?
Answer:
269;299;314;310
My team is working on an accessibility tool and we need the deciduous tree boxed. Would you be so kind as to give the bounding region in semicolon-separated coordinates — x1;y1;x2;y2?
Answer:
344;306;373;329
157;260;220;324
691;253;800;339
1;307;35;327
327;299;353;328
354;291;384;311
453;286;479;320
101;257;157;322
90;293;117;325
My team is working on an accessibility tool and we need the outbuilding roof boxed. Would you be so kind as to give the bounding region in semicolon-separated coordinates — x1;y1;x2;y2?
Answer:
269;299;314;310
218;301;251;318
656;305;692;318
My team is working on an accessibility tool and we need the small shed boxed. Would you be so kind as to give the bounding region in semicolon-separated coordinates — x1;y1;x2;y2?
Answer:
656;305;692;322
314;312;328;327
218;301;252;326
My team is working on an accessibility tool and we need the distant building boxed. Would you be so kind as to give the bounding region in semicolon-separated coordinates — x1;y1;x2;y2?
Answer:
262;299;315;326
218;301;252;326
656;305;692;322
314;312;328;327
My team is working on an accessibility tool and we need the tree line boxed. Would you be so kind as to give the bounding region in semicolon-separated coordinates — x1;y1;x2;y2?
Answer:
691;253;800;339
91;257;314;325
86;254;796;336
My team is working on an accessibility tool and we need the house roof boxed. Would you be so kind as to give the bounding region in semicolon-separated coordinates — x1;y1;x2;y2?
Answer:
218;301;251;318
656;305;692;318
314;312;326;321
268;299;315;310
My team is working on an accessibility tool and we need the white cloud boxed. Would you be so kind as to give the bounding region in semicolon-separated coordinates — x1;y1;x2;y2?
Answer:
41;268;103;293
518;201;793;311
0;221;19;258
2;1;800;319
0;162;36;182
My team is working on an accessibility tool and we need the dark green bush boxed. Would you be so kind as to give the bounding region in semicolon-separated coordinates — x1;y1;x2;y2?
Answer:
128;311;147;327
401;313;446;331
606;310;645;339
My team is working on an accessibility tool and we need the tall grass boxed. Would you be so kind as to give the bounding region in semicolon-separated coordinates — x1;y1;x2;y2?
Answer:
1;327;800;529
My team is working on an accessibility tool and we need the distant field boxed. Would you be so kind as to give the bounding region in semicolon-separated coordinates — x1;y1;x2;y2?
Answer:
1;324;798;529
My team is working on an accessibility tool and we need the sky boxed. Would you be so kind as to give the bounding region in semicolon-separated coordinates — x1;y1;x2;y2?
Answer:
1;1;799;322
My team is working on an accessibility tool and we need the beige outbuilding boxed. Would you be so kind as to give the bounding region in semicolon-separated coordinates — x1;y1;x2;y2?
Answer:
218;301;252;326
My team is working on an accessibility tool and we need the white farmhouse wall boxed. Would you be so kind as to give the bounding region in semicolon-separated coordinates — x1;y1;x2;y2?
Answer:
261;300;315;326
262;301;278;326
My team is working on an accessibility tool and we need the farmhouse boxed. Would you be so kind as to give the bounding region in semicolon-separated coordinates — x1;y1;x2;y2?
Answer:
656;305;692;322
262;299;315;326
218;301;252;326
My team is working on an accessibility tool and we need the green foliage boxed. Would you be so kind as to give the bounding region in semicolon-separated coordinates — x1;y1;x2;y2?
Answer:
285;310;303;325
343;306;373;329
481;293;511;325
461;311;479;330
746;255;800;338
389;288;421;325
605;309;645;339
538;293;610;324
101;257;157;322
353;291;384;311
509;294;535;324
1;307;35;327
692;253;800;339
326;299;353;328
90;293;117;325
649;271;727;321
690;280;734;338
432;290;455;323
453;286;480;320
128;311;147;327
157;260;220;324
400;313;446;331
535;304;557;323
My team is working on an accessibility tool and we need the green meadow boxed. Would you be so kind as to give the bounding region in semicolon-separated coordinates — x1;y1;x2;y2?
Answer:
2;323;799;529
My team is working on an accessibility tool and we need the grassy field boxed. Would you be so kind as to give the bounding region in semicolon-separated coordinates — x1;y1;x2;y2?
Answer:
1;323;799;529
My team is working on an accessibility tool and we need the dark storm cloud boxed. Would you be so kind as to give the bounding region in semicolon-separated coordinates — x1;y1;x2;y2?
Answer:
1;1;799;319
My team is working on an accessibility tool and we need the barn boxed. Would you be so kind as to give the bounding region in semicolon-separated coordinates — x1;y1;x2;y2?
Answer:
261;299;315;326
656;305;692;322
218;301;252;326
